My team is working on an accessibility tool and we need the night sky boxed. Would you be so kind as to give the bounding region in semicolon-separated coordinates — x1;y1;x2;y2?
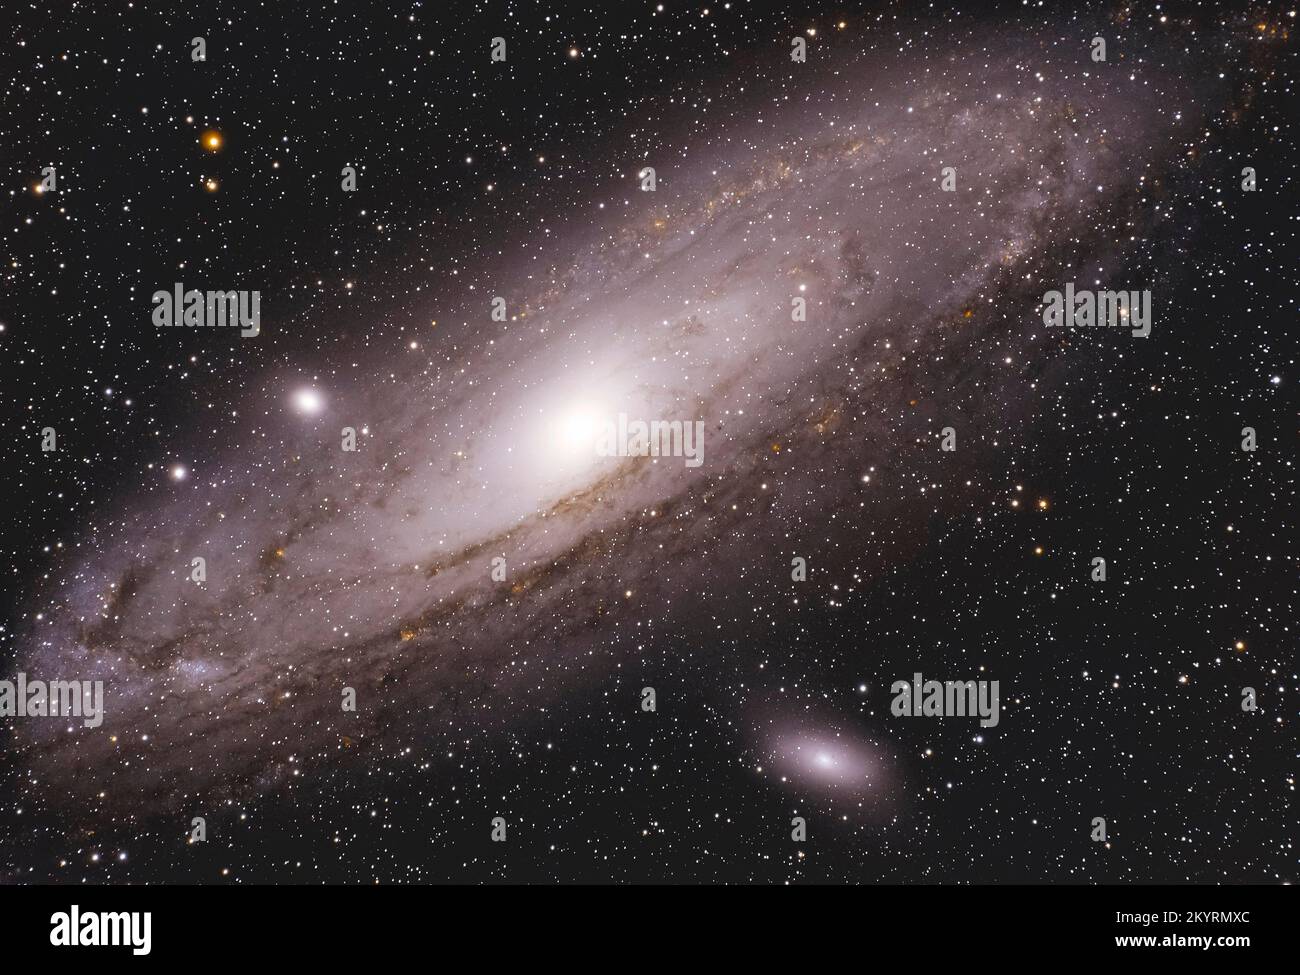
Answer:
1;1;1294;884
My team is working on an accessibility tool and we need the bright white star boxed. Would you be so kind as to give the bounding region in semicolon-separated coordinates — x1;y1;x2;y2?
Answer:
293;388;324;415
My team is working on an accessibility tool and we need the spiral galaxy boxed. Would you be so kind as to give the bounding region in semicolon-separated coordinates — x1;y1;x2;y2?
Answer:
3;4;1291;884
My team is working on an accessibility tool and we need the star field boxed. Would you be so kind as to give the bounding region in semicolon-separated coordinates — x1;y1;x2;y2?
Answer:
0;1;1294;885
